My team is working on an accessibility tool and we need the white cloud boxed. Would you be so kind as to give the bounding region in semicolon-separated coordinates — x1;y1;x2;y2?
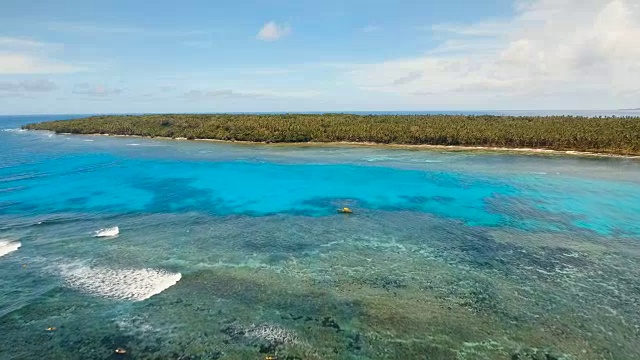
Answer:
362;25;381;33
0;79;58;97
184;89;264;100
257;21;291;41
0;53;82;74
429;21;513;37
391;71;423;86
348;0;640;108
0;36;83;74
159;85;176;92
73;84;123;96
183;88;320;100
0;37;50;48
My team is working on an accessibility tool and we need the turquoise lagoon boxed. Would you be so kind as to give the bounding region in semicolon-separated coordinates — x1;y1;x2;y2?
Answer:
1;115;640;359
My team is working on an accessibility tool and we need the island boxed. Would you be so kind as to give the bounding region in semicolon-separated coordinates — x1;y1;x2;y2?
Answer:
23;113;640;156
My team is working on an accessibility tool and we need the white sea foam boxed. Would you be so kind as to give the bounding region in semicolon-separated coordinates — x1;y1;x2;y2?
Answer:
59;264;182;301
364;156;393;162
0;240;21;258
127;143;140;146
94;226;119;237
83;139;94;142
364;156;443;163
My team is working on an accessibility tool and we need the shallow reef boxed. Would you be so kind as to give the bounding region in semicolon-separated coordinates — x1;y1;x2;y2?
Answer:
2;211;639;359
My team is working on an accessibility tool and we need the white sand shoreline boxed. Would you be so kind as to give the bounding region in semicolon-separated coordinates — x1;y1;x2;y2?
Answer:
54;131;640;159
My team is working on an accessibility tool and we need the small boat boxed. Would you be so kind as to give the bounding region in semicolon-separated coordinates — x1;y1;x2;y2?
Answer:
114;348;127;355
337;207;353;214
45;327;57;331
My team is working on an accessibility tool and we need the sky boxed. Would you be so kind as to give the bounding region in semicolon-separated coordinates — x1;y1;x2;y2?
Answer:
0;0;639;114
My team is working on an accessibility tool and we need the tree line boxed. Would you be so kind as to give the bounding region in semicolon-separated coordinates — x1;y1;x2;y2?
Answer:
23;113;640;155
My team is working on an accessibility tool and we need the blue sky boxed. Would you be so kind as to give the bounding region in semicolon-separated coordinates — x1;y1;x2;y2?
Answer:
0;0;639;114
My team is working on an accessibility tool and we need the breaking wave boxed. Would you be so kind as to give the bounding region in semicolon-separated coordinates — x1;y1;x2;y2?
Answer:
59;264;182;301
94;226;119;237
0;240;21;258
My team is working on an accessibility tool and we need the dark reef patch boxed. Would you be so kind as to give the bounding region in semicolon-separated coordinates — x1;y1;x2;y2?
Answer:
130;177;224;214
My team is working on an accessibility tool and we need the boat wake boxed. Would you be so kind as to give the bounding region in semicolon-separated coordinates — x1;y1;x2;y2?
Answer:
94;226;119;237
59;264;182;301
0;240;21;258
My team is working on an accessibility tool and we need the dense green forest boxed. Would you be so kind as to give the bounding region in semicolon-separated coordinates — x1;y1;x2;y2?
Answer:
23;114;640;155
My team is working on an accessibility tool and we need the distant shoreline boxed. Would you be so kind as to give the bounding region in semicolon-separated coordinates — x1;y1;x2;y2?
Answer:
23;114;640;157
61;132;639;159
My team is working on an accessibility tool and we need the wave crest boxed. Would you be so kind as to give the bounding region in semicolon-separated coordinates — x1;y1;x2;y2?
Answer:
0;240;21;258
94;226;119;237
59;264;181;301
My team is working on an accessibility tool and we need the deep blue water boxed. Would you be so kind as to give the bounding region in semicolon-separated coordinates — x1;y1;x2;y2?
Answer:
1;114;640;359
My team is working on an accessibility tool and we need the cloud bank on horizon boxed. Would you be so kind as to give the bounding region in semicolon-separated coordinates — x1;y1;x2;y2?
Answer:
0;0;638;113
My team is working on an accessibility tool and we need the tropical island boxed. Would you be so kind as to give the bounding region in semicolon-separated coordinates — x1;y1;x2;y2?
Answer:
23;114;640;156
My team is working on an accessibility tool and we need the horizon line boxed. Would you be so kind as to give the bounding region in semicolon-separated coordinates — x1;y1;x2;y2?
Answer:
2;109;640;117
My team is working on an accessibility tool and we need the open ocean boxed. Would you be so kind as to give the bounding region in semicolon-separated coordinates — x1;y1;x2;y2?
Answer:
1;114;640;359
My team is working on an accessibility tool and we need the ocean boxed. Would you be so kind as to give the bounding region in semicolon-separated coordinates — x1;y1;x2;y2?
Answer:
1;114;639;359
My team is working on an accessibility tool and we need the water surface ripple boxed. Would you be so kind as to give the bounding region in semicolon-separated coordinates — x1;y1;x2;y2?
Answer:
1;115;639;359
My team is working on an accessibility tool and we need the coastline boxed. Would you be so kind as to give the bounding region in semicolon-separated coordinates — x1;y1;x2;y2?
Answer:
67;132;640;159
